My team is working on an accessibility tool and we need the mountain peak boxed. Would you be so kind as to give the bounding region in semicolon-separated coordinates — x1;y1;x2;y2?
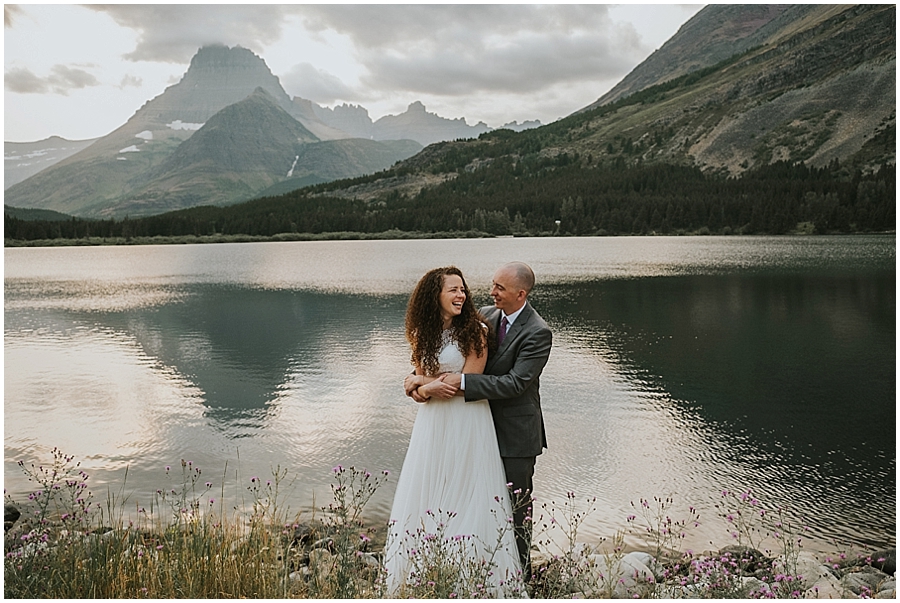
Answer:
135;45;294;127
408;101;427;112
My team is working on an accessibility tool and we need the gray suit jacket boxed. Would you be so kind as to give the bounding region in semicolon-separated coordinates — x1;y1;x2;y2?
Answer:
464;303;552;458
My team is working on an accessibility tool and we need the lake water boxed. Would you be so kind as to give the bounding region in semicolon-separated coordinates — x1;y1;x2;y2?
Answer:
4;235;895;554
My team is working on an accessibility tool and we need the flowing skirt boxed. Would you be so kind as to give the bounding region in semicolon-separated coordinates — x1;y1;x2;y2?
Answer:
385;395;524;597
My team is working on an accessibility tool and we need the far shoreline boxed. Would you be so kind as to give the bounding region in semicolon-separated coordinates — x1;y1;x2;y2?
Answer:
4;228;894;248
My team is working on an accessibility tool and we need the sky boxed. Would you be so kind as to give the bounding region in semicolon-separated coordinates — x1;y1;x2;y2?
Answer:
4;3;704;143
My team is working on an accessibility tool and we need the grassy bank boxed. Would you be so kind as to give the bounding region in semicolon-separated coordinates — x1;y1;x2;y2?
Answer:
3;229;497;247
5;224;875;248
4;449;894;598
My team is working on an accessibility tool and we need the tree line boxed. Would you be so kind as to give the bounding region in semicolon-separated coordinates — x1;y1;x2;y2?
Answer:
5;159;894;242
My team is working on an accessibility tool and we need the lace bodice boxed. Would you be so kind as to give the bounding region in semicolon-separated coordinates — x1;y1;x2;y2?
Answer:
436;331;465;374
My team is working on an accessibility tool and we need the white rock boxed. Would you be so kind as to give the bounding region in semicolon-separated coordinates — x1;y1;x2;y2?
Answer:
792;552;838;590
805;572;854;599
586;551;656;597
741;576;773;597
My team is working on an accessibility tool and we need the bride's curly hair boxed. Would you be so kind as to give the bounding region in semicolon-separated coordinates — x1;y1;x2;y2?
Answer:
406;266;490;376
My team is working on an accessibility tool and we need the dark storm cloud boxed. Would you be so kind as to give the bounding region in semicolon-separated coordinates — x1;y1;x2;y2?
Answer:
5;65;100;95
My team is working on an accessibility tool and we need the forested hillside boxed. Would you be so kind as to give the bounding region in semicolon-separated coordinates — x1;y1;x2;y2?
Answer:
6;158;893;242
5;4;894;245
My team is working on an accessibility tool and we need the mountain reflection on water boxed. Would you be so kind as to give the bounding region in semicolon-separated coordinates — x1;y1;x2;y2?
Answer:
4;236;894;553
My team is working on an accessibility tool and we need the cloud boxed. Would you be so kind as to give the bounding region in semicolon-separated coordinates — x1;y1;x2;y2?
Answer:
5;67;47;93
5;64;100;95
5;4;24;28
119;74;143;89
281;62;356;104
86;5;290;63
294;5;647;96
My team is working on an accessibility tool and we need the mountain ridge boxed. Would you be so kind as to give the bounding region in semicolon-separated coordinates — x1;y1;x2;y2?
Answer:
5;44;528;217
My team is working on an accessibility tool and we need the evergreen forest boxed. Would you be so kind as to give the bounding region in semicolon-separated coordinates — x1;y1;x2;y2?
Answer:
6;157;895;243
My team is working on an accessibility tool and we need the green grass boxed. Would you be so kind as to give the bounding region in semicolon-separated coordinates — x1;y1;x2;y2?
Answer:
4;449;892;598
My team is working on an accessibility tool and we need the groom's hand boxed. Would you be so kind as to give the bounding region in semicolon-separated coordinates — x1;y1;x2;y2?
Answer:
443;373;462;391
425;374;457;400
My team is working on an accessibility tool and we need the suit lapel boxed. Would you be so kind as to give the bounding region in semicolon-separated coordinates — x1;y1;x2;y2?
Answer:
492;303;533;361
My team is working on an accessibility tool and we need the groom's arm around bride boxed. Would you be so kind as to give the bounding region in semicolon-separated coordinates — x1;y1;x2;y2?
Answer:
439;262;552;578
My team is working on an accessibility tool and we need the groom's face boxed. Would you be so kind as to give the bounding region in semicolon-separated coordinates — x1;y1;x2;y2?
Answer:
490;268;526;314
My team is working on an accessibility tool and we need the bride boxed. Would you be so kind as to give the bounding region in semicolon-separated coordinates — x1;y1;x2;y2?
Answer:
384;266;525;597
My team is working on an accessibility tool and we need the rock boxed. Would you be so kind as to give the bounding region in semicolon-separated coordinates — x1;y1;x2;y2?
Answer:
866;549;896;576
357;552;380;569
308;548;333;576
586;551;656;597
311;536;334;551
790;551;839;590
842;567;888;596
719;544;768;571
741;577;773;598
805;571;854;599
877;578;896;595
5;504;20;527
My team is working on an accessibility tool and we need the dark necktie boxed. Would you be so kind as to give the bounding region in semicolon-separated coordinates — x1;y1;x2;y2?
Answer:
498;315;509;345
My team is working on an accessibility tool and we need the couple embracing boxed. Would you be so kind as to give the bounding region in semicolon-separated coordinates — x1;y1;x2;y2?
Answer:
385;262;553;597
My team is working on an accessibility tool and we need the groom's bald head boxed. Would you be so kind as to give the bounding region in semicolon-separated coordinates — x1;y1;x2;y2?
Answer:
502;262;535;295
490;262;535;314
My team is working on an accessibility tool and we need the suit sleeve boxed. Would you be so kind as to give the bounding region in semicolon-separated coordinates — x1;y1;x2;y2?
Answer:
463;326;552;403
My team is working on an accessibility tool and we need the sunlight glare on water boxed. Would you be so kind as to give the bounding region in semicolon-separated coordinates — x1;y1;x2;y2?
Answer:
4;236;895;552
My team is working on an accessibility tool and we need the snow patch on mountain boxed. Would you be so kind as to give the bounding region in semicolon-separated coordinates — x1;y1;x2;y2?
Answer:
167;120;204;131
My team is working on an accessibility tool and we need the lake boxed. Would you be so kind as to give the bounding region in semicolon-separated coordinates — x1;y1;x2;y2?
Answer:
4;235;895;554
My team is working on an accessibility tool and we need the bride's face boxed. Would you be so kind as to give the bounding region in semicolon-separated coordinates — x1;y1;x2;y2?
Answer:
439;274;466;323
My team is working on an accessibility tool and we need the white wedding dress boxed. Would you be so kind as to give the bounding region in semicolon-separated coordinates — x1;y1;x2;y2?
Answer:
385;333;524;597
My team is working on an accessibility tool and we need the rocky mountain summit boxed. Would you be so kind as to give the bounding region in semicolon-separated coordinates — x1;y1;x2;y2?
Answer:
350;2;894;203
5;46;430;217
5;43;534;218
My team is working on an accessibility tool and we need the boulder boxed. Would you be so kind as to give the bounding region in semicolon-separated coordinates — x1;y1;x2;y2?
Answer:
4;504;21;532
805;571;854;599
586;551;657;597
876;577;895;597
790;551;839;590
842;566;888;597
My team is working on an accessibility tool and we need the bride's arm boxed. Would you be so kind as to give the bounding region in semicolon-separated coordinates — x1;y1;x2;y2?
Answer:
460;330;488;375
441;328;487;392
405;369;454;402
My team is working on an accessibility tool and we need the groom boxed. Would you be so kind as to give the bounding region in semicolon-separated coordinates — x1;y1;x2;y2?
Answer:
411;261;553;578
